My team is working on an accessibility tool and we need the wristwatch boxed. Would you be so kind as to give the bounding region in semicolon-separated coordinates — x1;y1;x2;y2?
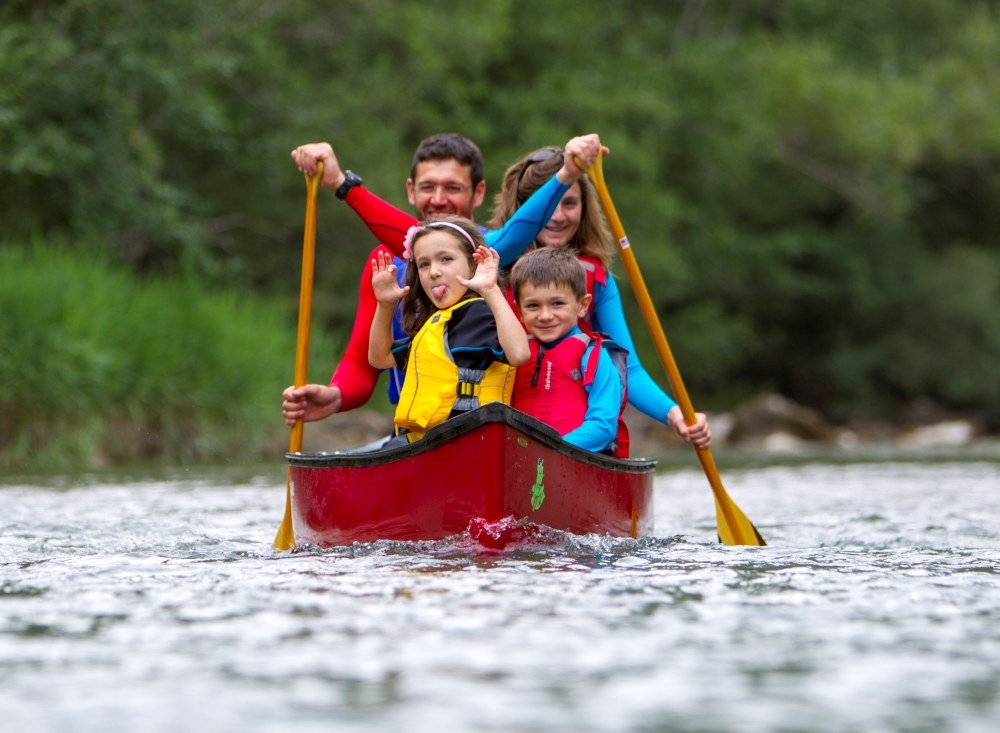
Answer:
335;170;363;200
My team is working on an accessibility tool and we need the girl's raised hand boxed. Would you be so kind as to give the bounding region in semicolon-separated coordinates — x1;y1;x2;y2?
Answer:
371;250;409;304
457;246;500;295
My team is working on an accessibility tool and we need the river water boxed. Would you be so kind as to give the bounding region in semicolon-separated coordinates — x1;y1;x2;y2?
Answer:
2;448;999;733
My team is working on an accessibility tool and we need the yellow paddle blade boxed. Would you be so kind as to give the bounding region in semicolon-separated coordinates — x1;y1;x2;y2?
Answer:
696;448;766;546
715;496;766;546
273;472;296;550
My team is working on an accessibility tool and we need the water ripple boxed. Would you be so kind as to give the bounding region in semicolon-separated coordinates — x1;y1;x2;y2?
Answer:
2;458;999;732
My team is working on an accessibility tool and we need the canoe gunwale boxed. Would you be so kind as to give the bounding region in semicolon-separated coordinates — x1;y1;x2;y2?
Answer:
286;402;656;474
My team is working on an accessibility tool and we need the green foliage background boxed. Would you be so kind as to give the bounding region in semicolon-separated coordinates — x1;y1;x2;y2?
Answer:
0;242;338;469
2;0;999;467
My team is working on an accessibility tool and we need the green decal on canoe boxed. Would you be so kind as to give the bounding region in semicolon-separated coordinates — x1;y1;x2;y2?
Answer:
530;458;545;510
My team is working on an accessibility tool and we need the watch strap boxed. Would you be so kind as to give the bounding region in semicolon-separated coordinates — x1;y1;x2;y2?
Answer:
335;170;363;200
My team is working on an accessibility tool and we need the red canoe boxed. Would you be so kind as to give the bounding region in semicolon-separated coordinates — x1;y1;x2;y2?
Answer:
287;402;656;547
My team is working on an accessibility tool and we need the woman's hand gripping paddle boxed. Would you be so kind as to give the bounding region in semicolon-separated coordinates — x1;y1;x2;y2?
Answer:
274;163;323;551
577;152;765;546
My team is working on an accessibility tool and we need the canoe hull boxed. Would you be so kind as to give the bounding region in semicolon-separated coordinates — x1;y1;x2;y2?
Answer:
287;403;656;547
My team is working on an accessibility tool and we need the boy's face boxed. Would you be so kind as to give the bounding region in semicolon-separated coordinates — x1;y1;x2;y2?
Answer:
516;282;592;343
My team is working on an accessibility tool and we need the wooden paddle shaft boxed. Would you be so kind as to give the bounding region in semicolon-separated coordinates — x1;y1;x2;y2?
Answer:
288;164;323;455
274;163;323;550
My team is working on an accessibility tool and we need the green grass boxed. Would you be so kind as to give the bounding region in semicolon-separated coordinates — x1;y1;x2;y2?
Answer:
0;240;339;471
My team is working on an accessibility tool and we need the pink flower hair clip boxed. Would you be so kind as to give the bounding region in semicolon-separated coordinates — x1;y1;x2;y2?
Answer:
401;225;422;261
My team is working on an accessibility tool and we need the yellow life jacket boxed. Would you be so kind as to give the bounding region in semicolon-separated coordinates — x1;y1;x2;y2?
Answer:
395;298;516;441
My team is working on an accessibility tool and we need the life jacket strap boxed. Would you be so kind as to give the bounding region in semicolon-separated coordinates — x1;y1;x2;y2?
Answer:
456;381;480;398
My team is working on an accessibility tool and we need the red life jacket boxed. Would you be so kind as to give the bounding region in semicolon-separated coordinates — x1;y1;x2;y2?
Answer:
575;255;605;332
512;331;630;457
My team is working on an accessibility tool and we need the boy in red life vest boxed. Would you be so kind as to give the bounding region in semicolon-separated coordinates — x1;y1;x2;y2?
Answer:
509;248;628;456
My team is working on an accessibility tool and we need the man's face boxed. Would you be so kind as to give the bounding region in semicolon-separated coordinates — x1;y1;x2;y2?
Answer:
407;159;486;220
